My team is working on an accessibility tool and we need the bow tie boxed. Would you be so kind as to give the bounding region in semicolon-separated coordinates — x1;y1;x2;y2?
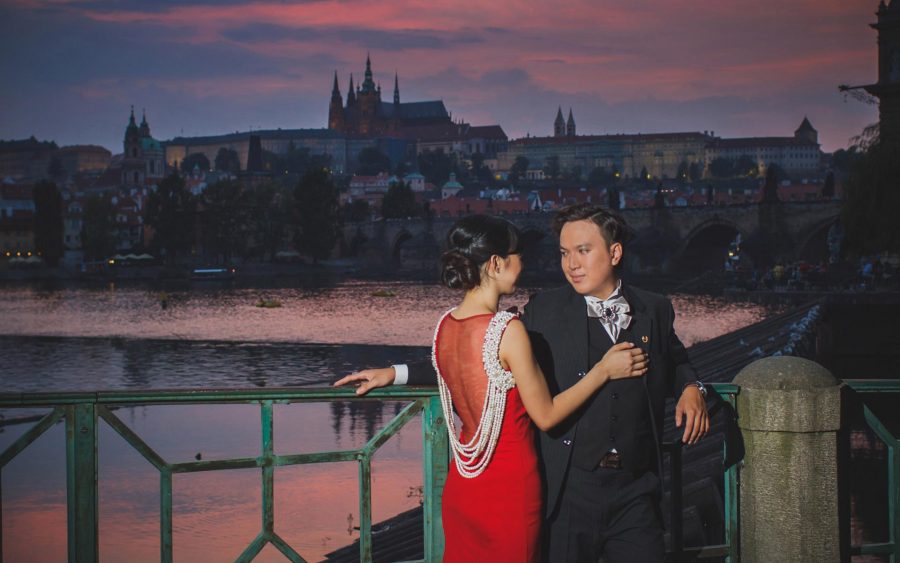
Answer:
585;294;631;341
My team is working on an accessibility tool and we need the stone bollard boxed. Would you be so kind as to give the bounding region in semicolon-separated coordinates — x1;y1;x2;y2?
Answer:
734;356;842;563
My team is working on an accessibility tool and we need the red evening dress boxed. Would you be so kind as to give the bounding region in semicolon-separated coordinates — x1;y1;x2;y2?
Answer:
434;312;541;563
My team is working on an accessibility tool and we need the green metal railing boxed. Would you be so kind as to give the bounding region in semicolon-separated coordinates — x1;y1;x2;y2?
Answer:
665;382;741;562
0;387;448;563
1;380;895;562
846;379;900;562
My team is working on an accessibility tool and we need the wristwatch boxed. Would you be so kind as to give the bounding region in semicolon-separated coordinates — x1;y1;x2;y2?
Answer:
684;381;708;398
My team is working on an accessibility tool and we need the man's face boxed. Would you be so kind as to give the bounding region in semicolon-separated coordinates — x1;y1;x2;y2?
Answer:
559;219;622;298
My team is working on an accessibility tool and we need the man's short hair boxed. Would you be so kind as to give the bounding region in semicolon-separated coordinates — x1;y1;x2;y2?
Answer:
552;203;629;247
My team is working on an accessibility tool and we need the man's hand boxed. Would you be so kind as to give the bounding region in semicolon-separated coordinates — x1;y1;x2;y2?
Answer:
333;367;396;395
675;385;709;444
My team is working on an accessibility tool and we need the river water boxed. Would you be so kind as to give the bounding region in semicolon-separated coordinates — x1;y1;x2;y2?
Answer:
0;280;778;562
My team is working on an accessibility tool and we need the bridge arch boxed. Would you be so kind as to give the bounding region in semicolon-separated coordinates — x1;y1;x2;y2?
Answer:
671;219;749;274
796;216;840;264
392;229;440;274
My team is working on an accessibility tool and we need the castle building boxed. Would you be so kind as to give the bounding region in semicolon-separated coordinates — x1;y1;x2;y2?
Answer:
704;117;821;177
328;55;453;137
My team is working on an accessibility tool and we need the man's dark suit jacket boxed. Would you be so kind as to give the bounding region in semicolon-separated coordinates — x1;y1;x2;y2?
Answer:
408;283;697;516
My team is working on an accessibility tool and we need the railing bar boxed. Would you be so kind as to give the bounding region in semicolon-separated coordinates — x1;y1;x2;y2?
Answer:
0;387;440;407
1;469;4;563
358;456;373;563
362;400;425;456
845;380;900;393
66;404;98;563
269;531;306;563
723;392;740;563
422;396;448;561
274;451;359;465
97;406;167;471
850;542;895;554
0;407;64;468
261;401;274;535
234;532;268;563
891;441;899;563
863;405;900;449
170;457;261;473
160;469;173;563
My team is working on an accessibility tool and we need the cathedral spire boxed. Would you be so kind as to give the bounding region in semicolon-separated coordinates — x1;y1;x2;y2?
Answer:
361;53;376;93
393;72;400;105
347;74;356;105
332;71;340;95
139;108;151;137
566;108;576;136
554;106;565;137
128;105;137;128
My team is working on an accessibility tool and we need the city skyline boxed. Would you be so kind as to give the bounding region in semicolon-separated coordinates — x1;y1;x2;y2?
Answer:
0;0;880;153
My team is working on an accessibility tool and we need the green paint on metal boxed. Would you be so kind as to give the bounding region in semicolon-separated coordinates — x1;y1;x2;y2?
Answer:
66;403;98;563
261;401;275;535
270;531;306;562
358;457;373;562
422;396;448;562
235;532;267;562
0;407;64;468
97;405;166;470
722;392;740;563
161;469;173;563
846;380;900;393
362;399;425;456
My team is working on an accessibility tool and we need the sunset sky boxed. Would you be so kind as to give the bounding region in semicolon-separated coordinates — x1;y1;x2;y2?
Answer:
0;0;881;153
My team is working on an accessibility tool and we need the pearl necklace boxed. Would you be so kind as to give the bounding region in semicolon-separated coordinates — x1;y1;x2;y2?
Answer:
432;309;517;478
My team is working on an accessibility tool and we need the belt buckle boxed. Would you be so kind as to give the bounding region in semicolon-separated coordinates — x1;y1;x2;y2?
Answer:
597;451;622;469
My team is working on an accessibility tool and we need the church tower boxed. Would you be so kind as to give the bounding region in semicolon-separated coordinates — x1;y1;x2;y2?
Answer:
566;108;576;137
139;109;151;138
124;106;140;159
794;116;817;144
554;107;565;137
865;0;900;144
328;71;345;131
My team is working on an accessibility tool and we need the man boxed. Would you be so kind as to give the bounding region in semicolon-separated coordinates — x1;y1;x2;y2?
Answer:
336;203;709;562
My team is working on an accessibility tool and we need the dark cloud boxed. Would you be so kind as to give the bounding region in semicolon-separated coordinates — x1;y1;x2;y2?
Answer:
223;22;485;51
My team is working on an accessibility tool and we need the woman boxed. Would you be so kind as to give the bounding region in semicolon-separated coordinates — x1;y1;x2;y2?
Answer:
433;215;647;562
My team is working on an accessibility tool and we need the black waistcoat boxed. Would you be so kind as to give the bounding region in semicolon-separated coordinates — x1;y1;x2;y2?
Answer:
571;316;656;473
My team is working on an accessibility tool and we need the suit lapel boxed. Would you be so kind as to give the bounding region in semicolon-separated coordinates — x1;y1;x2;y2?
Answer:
621;285;652;354
559;286;590;383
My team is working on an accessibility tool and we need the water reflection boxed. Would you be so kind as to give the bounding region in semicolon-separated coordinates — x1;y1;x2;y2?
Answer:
0;281;780;561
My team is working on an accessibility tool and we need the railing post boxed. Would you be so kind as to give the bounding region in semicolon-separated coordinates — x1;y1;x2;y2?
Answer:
734;356;842;562
422;396;448;562
65;403;98;563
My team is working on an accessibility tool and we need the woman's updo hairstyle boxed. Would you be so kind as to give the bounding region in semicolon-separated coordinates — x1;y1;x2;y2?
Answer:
440;215;523;290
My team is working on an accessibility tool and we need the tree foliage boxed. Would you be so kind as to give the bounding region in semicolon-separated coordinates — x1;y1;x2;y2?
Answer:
357;147;392;176
417;149;458;186
214;148;241;173
842;142;900;254
200;180;249;263
81;194;116;261
181;153;210;174
544;155;561;180
32;180;64;265
382;181;419;219
709;157;734;179
294;167;340;262
508;156;530;186
145;172;197;265
247;182;294;259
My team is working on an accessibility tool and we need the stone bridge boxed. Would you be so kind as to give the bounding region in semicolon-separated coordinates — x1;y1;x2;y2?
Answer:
341;201;843;276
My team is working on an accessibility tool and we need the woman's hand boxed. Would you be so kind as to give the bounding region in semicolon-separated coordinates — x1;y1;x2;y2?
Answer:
593;342;649;381
333;367;396;395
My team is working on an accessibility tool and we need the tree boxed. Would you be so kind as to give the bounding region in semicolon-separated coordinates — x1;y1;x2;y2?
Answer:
81;194;116;261
470;152;493;184
381;181;419;219
766;163;787;183
47;155;65;180
248;182;293;260
822;171;835;198
294;167;340;263
508;156;530;186
181;153;210;174
32;180;64;266
689;162;704;183
640;166;650;183
841;142;900;253
357;147;392;176
200;180;250;263
709;157;735;179
588;166;612;186
145;171;197;265
342;199;371;223
417;149;454;186
735;154;758;177
544;155;561;180
214;148;241;173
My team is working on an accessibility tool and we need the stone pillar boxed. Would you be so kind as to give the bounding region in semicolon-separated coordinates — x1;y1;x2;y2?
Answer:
734;356;842;563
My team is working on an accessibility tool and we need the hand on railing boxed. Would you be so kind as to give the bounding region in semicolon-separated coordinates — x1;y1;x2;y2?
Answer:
334;367;396;395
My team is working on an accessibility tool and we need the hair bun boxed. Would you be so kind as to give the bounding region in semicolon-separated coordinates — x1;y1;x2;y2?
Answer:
440;250;480;290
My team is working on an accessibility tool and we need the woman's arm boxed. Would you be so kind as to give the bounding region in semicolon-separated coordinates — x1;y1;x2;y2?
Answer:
500;319;647;431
